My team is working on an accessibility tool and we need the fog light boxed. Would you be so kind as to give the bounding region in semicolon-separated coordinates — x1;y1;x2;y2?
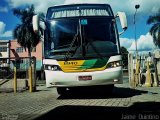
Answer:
114;79;118;82
48;66;51;70
106;61;122;68
44;65;62;71
50;82;56;85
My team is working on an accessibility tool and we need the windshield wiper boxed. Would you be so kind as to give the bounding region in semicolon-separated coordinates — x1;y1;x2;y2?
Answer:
64;19;90;60
64;26;79;60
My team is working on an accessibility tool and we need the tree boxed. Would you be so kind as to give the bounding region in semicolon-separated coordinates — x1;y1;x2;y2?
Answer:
13;5;41;66
147;10;160;48
120;46;129;68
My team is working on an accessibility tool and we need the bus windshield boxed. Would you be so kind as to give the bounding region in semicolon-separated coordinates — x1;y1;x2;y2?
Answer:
44;17;119;60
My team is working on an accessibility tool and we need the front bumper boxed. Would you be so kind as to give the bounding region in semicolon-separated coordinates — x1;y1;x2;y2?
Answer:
45;67;123;87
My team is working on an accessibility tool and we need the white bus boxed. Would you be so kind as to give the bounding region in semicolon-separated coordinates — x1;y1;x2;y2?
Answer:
32;3;127;95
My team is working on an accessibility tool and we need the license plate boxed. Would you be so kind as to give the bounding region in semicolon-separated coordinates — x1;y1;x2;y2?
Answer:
78;76;92;81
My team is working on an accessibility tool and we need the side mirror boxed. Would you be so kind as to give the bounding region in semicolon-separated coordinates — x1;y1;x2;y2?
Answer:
115;12;128;35
32;15;39;33
32;14;46;35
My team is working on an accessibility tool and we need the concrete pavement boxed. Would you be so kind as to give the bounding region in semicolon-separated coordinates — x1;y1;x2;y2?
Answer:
0;77;160;120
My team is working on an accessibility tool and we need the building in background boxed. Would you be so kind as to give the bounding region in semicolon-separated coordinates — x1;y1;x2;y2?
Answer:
0;39;43;79
0;40;10;66
10;40;43;79
0;40;10;78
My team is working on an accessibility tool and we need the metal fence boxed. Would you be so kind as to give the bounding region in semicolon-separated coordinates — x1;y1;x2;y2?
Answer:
0;57;36;92
128;53;160;88
0;57;31;79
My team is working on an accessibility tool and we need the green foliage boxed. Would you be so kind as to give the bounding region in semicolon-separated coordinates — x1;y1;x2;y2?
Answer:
13;5;41;65
13;5;40;51
120;46;129;68
147;9;160;48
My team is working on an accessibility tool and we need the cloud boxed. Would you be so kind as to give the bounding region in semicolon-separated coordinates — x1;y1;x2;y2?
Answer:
0;31;12;38
0;21;6;34
120;38;133;49
5;0;159;51
6;0;160;32
0;7;8;12
7;0;160;15
64;0;160;15
7;0;65;13
0;21;12;38
122;33;156;52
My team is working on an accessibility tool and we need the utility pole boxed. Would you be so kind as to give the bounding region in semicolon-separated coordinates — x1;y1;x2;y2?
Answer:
134;4;140;57
134;4;140;86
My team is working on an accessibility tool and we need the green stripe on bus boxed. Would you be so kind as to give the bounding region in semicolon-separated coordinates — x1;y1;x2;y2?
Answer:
79;58;109;70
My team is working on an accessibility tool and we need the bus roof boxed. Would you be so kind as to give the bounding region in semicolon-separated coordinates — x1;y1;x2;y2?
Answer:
47;3;111;12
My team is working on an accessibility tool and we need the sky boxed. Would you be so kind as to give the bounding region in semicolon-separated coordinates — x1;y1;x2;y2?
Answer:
0;0;160;54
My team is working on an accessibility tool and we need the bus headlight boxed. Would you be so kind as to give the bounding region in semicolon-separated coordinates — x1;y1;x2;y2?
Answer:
44;65;62;71
106;61;122;68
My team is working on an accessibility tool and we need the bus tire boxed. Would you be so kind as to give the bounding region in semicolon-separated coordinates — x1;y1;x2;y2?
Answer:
57;87;66;95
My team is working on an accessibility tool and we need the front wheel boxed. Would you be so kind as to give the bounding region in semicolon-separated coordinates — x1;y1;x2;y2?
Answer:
57;87;66;95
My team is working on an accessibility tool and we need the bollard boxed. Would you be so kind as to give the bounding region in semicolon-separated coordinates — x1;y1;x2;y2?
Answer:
133;58;140;87
13;67;17;93
128;53;135;88
29;66;33;92
31;57;36;91
135;59;140;86
145;61;151;87
153;73;158;87
133;75;136;89
153;58;159;87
